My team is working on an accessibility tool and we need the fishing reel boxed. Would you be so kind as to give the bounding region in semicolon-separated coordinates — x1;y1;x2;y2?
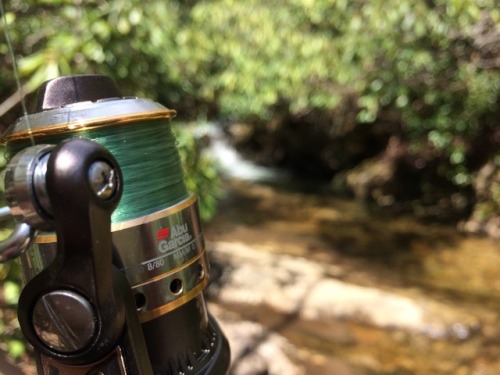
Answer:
0;75;230;374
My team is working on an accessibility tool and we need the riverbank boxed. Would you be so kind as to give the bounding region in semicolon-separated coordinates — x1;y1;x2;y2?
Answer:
204;178;500;374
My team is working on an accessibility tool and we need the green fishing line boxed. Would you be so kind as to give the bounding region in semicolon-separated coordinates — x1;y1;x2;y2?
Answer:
8;120;189;223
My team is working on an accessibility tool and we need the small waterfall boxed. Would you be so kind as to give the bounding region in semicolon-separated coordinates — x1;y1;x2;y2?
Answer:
196;122;290;182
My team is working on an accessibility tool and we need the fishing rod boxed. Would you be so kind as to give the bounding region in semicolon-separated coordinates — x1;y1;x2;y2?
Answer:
0;74;230;374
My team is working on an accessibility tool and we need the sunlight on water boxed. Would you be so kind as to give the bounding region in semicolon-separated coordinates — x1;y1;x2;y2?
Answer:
195;122;290;182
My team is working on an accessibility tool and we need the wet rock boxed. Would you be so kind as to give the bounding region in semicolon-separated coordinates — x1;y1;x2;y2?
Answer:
345;137;403;205
462;161;500;238
209;304;304;375
208;241;480;340
208;241;325;313
300;279;479;340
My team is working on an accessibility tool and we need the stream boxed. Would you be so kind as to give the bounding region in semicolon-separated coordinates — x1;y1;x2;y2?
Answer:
205;178;500;375
200;123;500;375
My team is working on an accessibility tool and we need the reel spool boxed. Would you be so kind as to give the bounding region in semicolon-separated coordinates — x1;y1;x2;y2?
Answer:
2;75;229;374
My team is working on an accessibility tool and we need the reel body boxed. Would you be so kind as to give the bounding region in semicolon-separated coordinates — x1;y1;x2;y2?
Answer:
1;75;230;374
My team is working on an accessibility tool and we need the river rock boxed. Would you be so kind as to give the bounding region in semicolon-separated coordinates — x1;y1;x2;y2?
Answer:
209;304;304;375
208;241;480;340
462;161;500;238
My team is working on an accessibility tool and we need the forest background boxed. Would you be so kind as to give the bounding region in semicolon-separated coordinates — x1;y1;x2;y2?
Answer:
0;0;498;361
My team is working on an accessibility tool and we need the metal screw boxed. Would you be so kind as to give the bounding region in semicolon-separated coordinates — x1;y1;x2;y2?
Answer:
32;290;97;353
88;161;117;200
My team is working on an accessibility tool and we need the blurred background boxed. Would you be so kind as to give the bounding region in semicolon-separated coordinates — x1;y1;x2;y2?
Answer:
0;0;499;374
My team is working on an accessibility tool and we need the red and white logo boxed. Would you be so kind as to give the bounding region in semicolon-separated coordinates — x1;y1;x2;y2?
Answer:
157;224;192;254
157;227;170;241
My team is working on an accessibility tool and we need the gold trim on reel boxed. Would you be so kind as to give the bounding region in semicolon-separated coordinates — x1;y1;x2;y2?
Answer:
3;110;177;143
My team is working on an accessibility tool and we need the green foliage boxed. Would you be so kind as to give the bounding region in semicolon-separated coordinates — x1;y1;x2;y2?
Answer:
177;0;499;185
174;123;222;222
0;150;21;358
0;260;25;359
1;0;183;100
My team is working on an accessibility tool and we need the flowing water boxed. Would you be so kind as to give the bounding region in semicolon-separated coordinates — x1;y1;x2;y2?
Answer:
202;123;500;374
